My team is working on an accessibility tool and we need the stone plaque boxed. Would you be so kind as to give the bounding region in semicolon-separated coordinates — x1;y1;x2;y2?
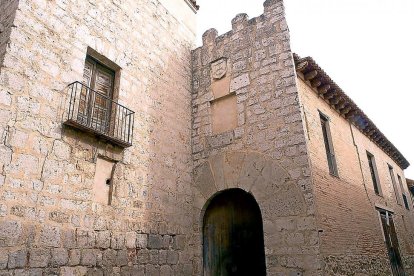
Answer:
211;58;227;80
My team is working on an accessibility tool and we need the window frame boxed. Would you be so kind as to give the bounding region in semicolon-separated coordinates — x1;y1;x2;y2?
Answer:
366;151;382;196
388;165;402;205
397;174;410;210
319;112;339;177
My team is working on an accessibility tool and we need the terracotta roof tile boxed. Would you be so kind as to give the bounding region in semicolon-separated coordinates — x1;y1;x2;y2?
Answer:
188;0;199;11
293;53;410;170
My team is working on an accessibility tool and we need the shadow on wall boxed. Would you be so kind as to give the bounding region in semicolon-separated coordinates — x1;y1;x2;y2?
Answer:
0;0;20;72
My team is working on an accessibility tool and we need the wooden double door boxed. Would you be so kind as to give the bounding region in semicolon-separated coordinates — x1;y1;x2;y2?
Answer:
79;56;115;132
203;189;266;276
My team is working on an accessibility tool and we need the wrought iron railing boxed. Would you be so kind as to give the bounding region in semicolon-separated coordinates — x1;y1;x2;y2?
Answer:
63;81;134;147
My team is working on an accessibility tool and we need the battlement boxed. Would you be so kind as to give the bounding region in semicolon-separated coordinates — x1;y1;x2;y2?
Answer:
199;0;286;48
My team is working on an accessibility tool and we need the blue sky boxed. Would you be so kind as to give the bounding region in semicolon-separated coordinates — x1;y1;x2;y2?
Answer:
196;0;414;179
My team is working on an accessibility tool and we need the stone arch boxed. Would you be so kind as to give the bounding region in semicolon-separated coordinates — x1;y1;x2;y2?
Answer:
194;151;307;222
193;151;310;274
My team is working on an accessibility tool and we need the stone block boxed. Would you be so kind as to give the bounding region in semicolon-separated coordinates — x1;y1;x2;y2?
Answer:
158;250;167;264
61;229;76;249
120;265;145;276
52;140;71;160
96;231;111;249
68;249;81;266
160;265;173;276
193;162;216;199
116;250;128;266
125;232;136;249
149;250;159;264
76;230;95;248
8;249;27;268
173;235;185;250
136;249;150;264
81;249;96;266
50;248;68;266
148;235;162;249
167;251;179;265
145;264;160;276
29;248;50;268
60;266;88;276
102;249;117;267
136;233;147;249
0;248;8;269
0;220;22;246
230;73;250;92
49;211;70;223
86;268;103;276
39;225;61;247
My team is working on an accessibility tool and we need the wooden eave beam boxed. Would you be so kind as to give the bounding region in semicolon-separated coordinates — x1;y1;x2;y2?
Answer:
311;79;322;88
318;84;331;94
305;70;318;80
296;61;308;71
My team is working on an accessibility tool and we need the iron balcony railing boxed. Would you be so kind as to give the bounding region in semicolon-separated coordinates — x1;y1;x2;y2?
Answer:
63;81;135;147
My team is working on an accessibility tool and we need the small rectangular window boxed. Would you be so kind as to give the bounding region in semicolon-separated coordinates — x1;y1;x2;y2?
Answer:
367;152;381;195
388;165;402;205
319;113;338;176
397;175;410;210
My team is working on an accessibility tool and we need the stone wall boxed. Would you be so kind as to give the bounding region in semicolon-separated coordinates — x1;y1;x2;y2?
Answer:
190;0;322;274
296;77;414;275
0;0;19;70
0;0;196;275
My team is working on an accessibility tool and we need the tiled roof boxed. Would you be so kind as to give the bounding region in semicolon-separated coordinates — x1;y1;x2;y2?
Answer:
188;0;199;10
293;53;410;170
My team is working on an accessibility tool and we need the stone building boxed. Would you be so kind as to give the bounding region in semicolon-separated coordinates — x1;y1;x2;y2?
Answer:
0;0;413;275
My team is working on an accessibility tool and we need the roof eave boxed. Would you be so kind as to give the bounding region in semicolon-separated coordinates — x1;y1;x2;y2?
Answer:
293;53;410;170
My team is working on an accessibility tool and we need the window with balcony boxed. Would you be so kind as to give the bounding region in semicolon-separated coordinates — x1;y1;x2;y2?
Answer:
319;112;338;176
64;55;134;147
367;152;381;195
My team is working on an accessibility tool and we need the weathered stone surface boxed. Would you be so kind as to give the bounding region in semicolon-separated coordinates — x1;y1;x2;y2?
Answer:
116;250;128;266
39;225;61;247
0;0;412;275
125;232;136;249
29;249;50;268
81;249;97;266
102;249;117;267
230;73;250;92
148;235;163;250
166;250;179;265
136;234;147;249
0;220;22;246
50;248;68;266
96;231;110;249
8;249;27;268
68;249;81;266
0;248;8;269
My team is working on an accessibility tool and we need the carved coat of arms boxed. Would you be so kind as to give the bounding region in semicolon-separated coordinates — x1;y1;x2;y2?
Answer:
211;58;227;80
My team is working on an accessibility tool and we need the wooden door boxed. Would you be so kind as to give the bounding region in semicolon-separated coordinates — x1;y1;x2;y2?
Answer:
203;189;266;276
79;57;114;132
379;210;405;276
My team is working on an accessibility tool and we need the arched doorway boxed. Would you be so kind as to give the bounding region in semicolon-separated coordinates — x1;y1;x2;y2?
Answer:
203;189;266;276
